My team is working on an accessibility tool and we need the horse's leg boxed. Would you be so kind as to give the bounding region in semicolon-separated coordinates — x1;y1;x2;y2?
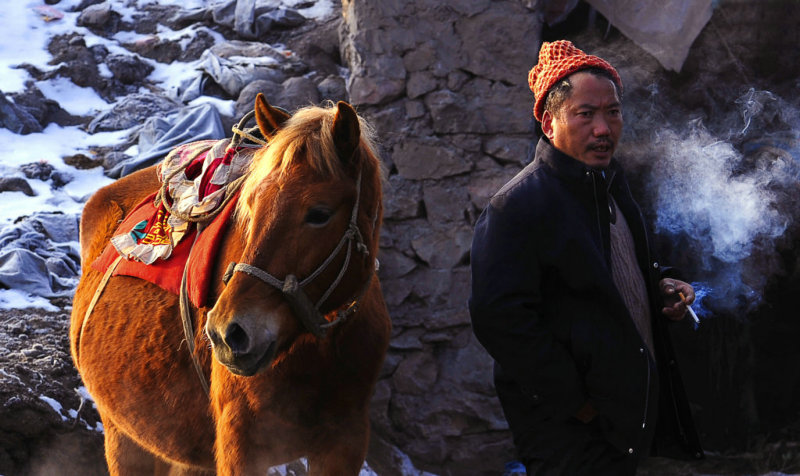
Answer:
306;420;369;476
154;460;215;476
106;416;215;476
104;417;158;476
213;402;251;476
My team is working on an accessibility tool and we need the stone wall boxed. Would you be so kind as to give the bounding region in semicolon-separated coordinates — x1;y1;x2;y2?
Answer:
339;1;543;474
339;1;800;474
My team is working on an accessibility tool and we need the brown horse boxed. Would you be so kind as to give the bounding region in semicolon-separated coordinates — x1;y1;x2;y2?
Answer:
70;94;391;475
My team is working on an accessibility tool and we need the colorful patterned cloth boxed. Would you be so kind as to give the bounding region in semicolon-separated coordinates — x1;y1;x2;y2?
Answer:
109;138;258;265
528;40;622;122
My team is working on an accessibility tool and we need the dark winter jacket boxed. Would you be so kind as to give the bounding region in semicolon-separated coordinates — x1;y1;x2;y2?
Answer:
469;137;703;462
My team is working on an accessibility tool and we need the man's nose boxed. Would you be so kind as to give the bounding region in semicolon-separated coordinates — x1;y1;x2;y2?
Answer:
592;117;611;136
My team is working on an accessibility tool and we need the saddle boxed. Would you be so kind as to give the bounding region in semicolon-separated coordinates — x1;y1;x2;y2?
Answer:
92;121;264;308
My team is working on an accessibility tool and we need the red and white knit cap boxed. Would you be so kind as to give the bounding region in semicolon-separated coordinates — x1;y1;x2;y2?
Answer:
528;40;622;122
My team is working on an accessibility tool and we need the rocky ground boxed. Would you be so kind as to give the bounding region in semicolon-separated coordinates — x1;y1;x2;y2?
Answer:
0;300;106;475
1;301;798;475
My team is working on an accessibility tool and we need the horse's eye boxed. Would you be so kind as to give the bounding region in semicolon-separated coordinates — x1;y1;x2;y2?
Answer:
304;207;333;226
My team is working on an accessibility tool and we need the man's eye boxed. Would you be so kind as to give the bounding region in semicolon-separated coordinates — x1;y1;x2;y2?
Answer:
304;207;333;226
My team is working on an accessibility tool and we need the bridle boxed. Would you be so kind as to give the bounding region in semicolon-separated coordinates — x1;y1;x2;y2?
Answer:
221;169;377;339
174;116;376;396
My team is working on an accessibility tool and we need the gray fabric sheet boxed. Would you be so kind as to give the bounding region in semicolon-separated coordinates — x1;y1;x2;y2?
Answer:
107;102;226;178
0;213;80;298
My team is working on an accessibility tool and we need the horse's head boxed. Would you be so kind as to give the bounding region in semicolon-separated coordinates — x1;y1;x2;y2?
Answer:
205;94;383;376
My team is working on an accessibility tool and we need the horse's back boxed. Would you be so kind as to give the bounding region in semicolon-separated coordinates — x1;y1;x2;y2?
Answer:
78;164;159;265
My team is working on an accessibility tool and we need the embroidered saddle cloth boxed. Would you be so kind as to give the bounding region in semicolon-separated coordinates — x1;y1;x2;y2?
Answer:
92;137;258;307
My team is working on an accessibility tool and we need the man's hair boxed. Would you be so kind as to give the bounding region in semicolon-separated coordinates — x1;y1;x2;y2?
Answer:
543;67;622;119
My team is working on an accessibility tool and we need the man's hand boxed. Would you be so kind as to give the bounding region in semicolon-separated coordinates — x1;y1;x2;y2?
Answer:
659;279;694;321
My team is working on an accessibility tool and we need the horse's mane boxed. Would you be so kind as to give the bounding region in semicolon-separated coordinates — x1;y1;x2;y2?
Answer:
236;102;381;225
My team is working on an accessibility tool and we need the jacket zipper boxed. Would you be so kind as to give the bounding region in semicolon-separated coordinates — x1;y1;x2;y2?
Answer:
641;350;651;432
630;186;654;434
589;171;605;258
597;172;653;440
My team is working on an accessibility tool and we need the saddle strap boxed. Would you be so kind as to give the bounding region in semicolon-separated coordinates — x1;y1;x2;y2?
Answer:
77;255;123;371
179;232;211;397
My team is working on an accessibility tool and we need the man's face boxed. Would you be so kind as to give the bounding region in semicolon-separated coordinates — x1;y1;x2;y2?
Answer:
541;71;623;169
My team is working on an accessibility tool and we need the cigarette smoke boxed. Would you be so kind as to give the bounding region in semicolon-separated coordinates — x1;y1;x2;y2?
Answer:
621;87;800;316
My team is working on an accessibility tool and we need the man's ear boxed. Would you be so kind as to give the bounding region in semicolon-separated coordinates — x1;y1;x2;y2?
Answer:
541;110;555;140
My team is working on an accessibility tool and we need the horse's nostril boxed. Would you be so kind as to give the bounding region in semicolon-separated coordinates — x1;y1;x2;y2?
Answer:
224;323;250;356
207;327;223;347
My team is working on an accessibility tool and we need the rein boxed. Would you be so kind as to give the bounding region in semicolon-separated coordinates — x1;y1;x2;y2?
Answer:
176;111;264;397
223;170;374;339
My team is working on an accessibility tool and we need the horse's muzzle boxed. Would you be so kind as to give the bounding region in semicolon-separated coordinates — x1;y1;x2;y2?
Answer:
206;313;278;376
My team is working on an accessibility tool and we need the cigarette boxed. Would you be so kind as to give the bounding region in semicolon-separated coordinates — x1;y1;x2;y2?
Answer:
678;291;701;324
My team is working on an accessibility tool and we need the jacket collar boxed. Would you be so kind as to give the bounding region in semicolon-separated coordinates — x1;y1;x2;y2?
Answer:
536;137;619;188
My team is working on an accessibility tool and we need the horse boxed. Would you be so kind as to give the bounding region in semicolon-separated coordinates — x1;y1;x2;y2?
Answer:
70;94;391;475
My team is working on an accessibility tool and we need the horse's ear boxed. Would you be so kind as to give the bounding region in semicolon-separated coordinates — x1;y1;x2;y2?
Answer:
254;93;290;140
332;101;360;164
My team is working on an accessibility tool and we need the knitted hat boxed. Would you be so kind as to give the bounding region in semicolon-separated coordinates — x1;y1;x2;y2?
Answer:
528;40;622;122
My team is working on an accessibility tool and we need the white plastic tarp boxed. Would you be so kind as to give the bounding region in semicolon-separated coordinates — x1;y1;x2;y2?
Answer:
585;0;713;71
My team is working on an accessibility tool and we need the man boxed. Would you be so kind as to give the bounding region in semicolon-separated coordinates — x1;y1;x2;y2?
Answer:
469;40;703;475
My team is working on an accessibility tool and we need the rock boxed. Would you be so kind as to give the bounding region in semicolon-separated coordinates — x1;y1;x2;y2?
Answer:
0;93;42;134
0;308;106;476
8;88;82;129
393;351;438;394
20;162;55;181
455;3;540;84
410;225;472;269
101;151;132;170
257;8;307;31
467;168;522;210
0;177;35;197
235;79;282;119
346;56;407;106
424;89;485;134
87;93;179;133
49;171;73;189
317;75;347;103
376;248;417;279
63;153;103;170
285;17;342;77
389;328;426;351
277;76;320;111
383;174;423;220
422;180;469;224
72;0;104;11
46;34;101;91
76;2;122;36
406;71;437;99
392;139;472;180
179;29;216;62
484;136;532;166
105;54;154;84
123;35;182;64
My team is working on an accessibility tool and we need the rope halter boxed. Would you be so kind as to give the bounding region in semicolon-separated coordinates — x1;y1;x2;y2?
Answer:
222;170;374;338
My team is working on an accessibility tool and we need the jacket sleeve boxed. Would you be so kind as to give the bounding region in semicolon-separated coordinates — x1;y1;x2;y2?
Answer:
469;198;585;417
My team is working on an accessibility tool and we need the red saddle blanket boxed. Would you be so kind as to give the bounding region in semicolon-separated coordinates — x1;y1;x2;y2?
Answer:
92;191;239;308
